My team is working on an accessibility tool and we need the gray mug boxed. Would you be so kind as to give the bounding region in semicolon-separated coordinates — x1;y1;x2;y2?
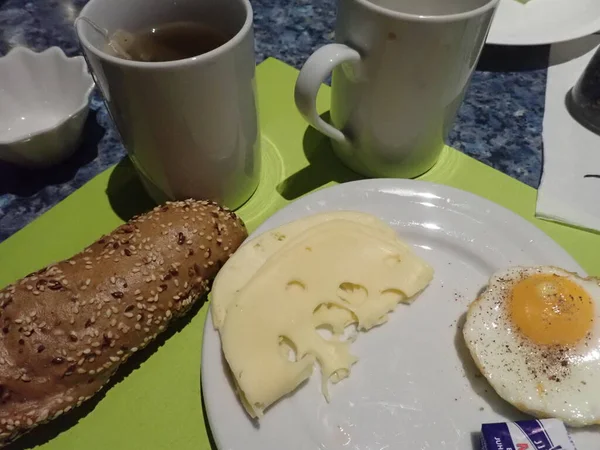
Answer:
295;0;499;179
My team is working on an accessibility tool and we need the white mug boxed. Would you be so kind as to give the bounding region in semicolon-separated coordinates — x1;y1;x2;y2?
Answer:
76;0;260;209
295;0;499;179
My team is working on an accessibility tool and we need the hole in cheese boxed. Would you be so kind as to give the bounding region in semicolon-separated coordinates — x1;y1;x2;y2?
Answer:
286;280;306;293
381;288;407;304
337;282;368;306
278;336;298;362
315;324;334;340
313;303;357;336
330;368;351;383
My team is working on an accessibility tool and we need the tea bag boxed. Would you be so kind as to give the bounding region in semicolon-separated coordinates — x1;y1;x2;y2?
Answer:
75;16;133;60
106;29;135;60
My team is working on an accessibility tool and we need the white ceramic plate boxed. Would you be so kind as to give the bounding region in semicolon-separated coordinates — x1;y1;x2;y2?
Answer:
202;179;597;450
487;0;600;46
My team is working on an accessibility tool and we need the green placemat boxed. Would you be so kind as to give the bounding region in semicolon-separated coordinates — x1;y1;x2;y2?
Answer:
0;58;598;450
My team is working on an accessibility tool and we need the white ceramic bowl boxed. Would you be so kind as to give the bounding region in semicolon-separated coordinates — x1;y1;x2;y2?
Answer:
0;47;95;168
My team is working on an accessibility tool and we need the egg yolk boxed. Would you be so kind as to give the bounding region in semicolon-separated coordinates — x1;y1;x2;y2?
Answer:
509;274;594;346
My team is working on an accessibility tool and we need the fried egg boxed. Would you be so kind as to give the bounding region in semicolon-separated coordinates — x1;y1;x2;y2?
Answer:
463;266;600;427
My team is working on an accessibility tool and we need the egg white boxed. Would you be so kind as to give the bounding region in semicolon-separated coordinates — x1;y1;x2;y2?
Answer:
463;266;600;427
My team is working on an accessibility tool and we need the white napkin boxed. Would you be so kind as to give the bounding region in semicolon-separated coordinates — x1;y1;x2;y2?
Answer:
536;36;600;232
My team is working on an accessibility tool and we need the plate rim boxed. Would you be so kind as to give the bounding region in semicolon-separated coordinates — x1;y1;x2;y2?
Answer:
486;0;600;46
201;178;585;449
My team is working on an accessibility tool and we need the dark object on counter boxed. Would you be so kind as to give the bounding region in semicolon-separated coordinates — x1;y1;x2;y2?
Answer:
568;45;600;134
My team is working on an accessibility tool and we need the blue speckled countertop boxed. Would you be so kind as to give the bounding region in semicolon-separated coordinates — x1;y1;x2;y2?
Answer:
0;0;549;243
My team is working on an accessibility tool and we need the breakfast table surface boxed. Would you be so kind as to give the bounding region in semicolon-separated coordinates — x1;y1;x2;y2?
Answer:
0;0;551;244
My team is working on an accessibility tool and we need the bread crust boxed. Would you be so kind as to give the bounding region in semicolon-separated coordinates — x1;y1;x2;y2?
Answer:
0;199;247;446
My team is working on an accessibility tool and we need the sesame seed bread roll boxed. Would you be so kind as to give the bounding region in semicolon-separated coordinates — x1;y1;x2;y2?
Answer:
0;199;247;447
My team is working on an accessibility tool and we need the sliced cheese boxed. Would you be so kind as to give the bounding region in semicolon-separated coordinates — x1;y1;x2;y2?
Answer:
220;219;433;418
211;211;398;329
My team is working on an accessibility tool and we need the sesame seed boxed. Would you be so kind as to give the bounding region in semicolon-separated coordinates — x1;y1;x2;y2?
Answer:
166;310;172;318
26;285;33;291
69;261;76;265
135;323;142;330
131;347;138;352
33;290;40;296
124;312;134;318
134;289;141;295
110;318;117;327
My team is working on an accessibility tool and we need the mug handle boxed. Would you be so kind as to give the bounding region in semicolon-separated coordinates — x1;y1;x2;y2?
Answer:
294;43;361;144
